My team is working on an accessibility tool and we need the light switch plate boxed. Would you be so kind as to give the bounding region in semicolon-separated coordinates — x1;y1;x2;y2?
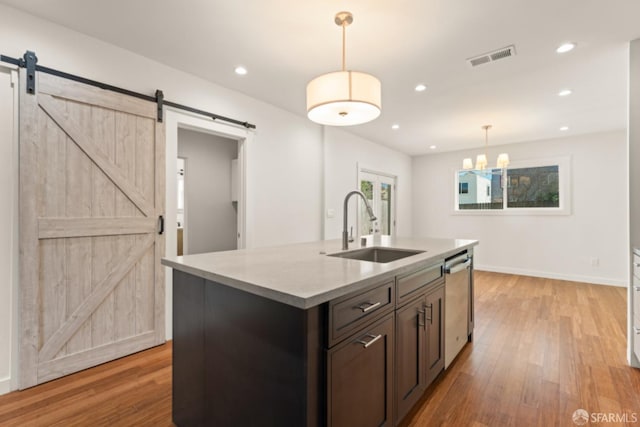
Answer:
327;209;335;218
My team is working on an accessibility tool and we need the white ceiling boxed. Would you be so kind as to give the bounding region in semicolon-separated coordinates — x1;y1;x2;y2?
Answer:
2;0;640;156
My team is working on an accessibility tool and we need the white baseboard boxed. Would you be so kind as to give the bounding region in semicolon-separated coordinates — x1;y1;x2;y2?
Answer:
0;377;11;396
474;264;627;288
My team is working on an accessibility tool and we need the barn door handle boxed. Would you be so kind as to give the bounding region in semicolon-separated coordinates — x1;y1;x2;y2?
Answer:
158;215;164;235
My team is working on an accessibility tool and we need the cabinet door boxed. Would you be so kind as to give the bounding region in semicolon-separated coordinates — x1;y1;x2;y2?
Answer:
395;297;426;422
425;285;445;386
327;314;394;427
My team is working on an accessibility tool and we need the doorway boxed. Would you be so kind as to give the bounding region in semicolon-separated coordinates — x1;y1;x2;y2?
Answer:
177;129;237;255
358;169;397;239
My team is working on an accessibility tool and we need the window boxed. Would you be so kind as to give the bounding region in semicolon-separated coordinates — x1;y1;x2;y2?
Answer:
507;166;559;208
454;157;570;214
457;169;502;210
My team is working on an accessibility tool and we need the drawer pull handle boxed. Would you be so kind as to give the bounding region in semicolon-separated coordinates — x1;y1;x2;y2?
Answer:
425;303;433;324
356;301;381;313
356;333;383;348
445;259;471;274
635;327;640;335
635;286;640;292
635;262;640;268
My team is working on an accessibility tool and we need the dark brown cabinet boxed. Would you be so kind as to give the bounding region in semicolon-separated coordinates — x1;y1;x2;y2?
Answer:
395;296;425;421
327;313;394;427
395;281;445;423
425;284;445;386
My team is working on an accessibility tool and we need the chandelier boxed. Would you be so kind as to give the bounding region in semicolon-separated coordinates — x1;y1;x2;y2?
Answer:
463;125;509;170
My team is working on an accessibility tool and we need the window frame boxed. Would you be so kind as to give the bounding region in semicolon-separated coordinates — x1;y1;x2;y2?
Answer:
452;156;571;216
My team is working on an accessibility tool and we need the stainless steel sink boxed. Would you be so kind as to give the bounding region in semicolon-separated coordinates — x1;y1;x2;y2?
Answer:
328;247;425;263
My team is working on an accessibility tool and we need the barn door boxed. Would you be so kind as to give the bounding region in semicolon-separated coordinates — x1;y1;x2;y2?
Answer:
18;70;165;388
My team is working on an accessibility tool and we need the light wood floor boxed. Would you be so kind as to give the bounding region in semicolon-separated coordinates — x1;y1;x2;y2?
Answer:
0;341;172;426
0;271;638;426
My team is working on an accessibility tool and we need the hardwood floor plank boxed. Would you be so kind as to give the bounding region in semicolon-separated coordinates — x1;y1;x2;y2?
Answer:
1;271;639;426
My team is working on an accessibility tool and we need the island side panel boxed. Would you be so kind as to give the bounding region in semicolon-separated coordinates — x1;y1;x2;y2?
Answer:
305;302;324;427
172;270;207;426
172;270;324;427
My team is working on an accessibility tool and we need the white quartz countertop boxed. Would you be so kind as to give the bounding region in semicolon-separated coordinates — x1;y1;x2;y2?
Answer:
162;237;478;309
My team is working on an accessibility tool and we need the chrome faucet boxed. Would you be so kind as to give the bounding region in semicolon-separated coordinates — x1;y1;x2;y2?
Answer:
343;190;376;250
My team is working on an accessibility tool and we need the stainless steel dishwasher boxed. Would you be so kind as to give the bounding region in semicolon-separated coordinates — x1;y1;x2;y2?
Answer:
444;252;472;368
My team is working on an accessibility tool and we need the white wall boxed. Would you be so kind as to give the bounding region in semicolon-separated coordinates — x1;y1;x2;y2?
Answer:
323;127;413;240
413;130;628;286
178;129;237;254
0;67;18;394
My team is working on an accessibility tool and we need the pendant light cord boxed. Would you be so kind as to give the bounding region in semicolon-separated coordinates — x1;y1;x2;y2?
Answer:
484;126;488;158
482;124;492;159
341;23;346;71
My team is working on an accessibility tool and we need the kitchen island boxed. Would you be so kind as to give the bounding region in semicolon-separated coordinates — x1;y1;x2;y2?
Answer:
162;237;478;427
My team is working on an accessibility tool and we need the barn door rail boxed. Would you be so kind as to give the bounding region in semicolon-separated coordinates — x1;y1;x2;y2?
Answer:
0;50;256;129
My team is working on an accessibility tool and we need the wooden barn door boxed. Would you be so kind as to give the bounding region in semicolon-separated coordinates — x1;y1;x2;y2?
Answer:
19;70;165;388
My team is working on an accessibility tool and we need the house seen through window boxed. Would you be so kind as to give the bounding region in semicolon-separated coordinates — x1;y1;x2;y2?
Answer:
456;164;562;211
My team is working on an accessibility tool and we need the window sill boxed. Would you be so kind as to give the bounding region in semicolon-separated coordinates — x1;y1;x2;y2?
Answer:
451;207;571;216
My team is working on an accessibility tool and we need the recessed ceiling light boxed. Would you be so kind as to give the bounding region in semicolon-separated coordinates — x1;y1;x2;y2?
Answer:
234;66;248;75
558;89;572;97
415;84;427;92
391;124;400;130
429;145;437;150
559;126;569;131
556;43;576;54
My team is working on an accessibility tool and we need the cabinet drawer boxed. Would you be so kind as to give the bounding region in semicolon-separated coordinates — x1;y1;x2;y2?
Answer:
634;254;640;280
396;263;443;305
328;281;394;347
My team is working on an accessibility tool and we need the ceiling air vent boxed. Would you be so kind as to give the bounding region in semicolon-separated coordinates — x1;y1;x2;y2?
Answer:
467;45;516;67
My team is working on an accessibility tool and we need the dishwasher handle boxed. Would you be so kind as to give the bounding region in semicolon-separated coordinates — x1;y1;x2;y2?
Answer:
445;259;471;274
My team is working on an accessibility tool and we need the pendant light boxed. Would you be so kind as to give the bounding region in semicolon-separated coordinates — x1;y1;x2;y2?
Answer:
462;125;509;170
306;11;382;126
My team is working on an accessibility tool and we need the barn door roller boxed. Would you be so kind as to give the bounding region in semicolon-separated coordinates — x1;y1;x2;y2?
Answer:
24;50;37;94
